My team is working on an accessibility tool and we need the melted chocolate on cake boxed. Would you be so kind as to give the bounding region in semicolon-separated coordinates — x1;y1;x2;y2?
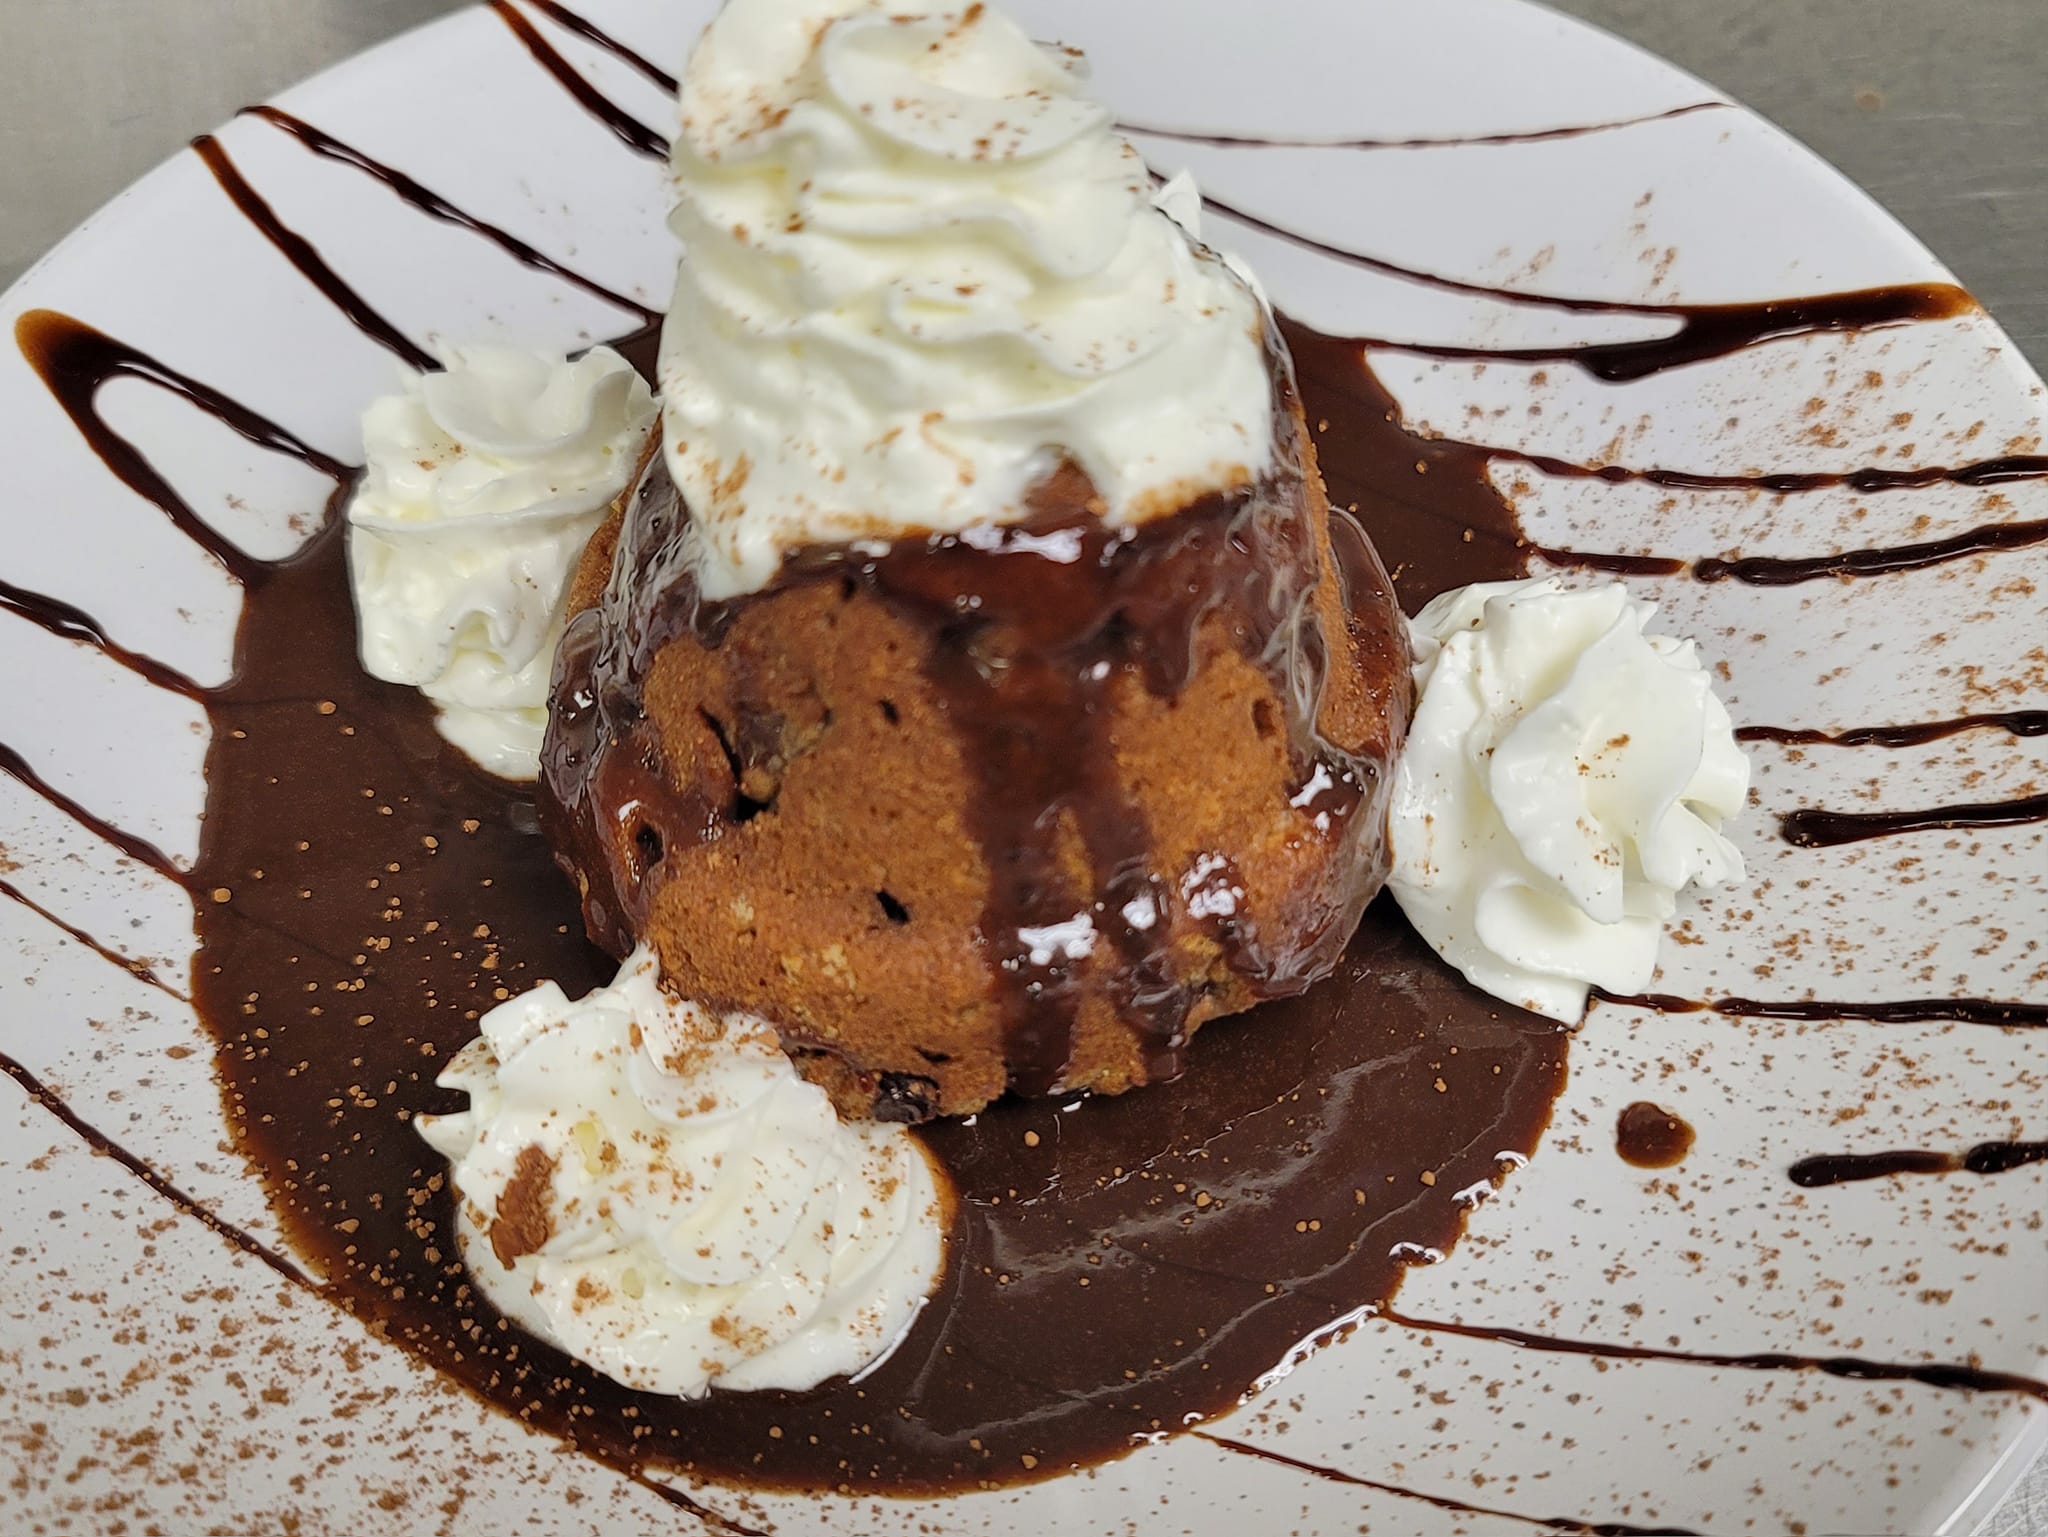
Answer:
542;322;1408;1100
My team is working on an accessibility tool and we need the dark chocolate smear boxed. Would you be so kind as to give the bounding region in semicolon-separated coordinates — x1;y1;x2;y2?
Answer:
13;308;348;585
1343;284;1974;383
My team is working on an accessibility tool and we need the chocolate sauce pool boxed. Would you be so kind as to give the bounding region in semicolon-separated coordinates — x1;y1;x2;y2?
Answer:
149;315;1558;1494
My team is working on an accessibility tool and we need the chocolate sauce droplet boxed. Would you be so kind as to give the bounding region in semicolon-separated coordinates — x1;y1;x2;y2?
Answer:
1615;1102;1695;1169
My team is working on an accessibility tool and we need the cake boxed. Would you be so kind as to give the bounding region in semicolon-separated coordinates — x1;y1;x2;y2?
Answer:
540;341;1411;1120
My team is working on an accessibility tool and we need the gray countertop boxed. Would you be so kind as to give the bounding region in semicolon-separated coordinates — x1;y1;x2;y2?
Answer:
1;1;2042;1532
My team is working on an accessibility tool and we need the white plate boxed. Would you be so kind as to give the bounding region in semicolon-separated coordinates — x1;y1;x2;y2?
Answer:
2;2;2044;1532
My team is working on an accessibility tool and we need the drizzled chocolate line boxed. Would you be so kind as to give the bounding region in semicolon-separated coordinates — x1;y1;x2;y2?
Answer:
1544;531;2048;586
1198;183;1977;361
0;741;183;880
1483;440;2048;499
1696;517;2048;584
242;106;661;326
0;877;187;1002
521;0;679;94
1194;1433;1702;1536
488;0;671;161
1780;792;2048;848
1738;711;2048;749
0;574;208;699
0;1049;303;1282
1595;991;2048;1029
1123;100;1728;153
1348;284;1975;383
0;1045;763;1535
1790;1141;2048;1188
192;135;436;372
1533;547;1684;578
13;309;347;586
1375;1308;2048;1406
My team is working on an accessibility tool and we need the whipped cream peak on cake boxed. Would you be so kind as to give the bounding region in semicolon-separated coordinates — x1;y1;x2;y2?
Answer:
660;0;1276;599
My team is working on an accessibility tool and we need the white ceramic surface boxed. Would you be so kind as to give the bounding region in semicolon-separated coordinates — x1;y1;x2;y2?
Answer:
1;2;2042;1533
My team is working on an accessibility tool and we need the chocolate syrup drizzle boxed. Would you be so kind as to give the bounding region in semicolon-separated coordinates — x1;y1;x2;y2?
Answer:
1738;711;2048;749
1780;792;2048;848
1790;1141;2048;1188
3;21;2045;1519
521;0;679;94
242;106;661;326
192;135;436;371
1333;284;1975;385
1190;1432;1703;1537
1374;1308;2048;1406
1122;99;1729;154
487;0;672;161
1597;991;2048;1030
0;876;185;1001
1192;181;1979;381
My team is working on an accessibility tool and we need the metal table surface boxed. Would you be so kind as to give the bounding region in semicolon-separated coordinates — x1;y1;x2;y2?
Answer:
1;1;2042;1532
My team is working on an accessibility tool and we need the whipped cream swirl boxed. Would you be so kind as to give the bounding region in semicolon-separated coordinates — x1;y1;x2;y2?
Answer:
347;344;656;777
660;0;1275;599
1387;579;1750;1022
417;946;948;1398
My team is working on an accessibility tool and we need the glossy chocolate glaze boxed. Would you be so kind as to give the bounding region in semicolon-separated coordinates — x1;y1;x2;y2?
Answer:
1615;1102;1695;1169
543;321;1409;1102
1789;1142;2048;1189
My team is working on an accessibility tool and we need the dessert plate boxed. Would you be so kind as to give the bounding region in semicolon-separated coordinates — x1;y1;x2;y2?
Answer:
2;1;2043;1533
